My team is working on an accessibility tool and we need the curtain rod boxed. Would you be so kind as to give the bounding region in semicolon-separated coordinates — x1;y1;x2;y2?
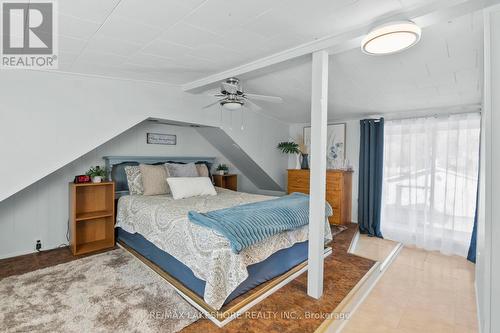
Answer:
379;108;481;122
383;110;481;121
363;103;481;122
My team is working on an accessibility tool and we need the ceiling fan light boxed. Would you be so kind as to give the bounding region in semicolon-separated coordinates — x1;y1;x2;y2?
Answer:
361;21;421;55
221;100;243;110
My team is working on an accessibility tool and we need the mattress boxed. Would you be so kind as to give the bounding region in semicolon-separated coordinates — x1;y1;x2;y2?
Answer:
115;187;332;309
116;227;309;305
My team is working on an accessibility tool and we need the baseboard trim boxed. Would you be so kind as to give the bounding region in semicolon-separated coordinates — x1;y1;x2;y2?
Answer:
347;229;360;254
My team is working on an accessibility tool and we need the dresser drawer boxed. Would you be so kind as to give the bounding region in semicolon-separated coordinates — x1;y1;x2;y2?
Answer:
288;186;309;194
328;214;341;225
287;169;352;225
326;178;341;191
289;175;310;188
326;192;341;208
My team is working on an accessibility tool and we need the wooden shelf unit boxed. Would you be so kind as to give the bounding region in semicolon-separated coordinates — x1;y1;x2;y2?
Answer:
70;182;115;255
213;174;238;191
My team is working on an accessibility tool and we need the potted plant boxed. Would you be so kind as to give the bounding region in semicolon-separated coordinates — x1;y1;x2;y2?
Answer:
216;164;229;175
277;141;303;169
86;166;108;183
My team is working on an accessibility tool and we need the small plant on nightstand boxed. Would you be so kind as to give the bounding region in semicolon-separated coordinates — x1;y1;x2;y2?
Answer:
86;166;108;183
216;164;229;175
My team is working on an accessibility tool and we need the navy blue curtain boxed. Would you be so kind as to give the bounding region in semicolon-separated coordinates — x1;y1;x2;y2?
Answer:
467;201;478;263
467;152;481;263
358;118;384;238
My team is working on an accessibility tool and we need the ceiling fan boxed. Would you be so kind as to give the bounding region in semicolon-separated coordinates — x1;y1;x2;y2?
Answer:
203;77;283;111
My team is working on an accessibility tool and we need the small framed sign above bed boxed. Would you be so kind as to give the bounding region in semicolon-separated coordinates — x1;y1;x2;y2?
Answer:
146;133;176;145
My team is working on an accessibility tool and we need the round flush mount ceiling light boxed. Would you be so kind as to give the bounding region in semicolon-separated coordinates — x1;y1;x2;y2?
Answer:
361;21;421;55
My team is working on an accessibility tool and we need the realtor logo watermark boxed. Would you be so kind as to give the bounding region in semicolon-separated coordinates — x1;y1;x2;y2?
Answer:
1;0;58;68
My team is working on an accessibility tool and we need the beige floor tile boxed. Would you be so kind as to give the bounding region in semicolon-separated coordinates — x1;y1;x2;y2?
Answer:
454;291;477;312
453;324;478;333
394;247;428;269
454;307;478;329
397;312;455;333
339;236;478;333
351;235;399;262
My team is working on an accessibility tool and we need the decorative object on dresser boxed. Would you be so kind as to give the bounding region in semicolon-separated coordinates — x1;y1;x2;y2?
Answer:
304;123;346;169
287;169;352;225
213;174;237;191
69;181;115;255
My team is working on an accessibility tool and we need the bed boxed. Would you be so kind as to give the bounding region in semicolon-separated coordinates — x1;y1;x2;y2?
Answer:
105;156;333;326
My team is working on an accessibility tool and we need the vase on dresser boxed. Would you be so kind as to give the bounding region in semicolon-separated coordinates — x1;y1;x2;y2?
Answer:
295;154;301;169
300;154;309;169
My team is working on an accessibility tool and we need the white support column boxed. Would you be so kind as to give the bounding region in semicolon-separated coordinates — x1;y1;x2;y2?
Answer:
307;50;329;299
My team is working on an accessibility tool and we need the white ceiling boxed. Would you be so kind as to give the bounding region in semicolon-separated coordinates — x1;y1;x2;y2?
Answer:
49;0;483;121
53;0;452;83
237;11;483;122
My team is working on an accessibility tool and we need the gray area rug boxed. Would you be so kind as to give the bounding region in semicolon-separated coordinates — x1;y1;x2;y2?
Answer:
0;249;200;333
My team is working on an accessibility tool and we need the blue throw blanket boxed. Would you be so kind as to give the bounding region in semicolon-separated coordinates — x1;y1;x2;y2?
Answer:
188;192;333;254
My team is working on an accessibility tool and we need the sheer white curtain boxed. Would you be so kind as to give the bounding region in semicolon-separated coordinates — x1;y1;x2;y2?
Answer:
381;112;480;256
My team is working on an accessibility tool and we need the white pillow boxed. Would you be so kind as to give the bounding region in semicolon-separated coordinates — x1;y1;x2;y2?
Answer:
167;177;217;200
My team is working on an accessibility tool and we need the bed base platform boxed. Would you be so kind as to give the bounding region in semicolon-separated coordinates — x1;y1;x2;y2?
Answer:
118;240;332;327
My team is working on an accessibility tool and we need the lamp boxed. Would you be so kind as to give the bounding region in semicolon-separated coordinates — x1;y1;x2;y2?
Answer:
361;21;421;55
221;100;243;110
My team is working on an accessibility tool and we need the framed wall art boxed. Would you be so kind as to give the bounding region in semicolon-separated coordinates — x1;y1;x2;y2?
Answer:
303;123;346;169
146;133;177;145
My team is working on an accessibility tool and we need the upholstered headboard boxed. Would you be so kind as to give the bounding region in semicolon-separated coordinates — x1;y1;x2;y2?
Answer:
103;156;216;197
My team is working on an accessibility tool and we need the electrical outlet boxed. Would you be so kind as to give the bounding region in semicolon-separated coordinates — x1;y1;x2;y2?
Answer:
35;240;42;251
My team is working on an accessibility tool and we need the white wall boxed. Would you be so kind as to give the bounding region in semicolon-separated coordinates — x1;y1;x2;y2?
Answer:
0;70;290;203
476;6;500;333
288;119;360;223
0;121;261;259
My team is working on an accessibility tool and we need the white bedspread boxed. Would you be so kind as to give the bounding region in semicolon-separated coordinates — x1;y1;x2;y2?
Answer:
115;188;332;310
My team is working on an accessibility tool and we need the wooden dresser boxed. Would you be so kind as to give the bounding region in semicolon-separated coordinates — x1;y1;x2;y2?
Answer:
287;169;353;225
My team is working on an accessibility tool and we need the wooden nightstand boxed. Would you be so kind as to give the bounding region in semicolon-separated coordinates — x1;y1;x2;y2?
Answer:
213;174;238;191
69;182;115;255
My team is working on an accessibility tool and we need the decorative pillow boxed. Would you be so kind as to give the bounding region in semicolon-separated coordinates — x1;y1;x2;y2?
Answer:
195;163;209;177
165;162;199;177
167;177;217;200
124;166;144;195
139;164;171;196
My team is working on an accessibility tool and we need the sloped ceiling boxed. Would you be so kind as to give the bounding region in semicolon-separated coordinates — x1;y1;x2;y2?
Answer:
195;127;283;191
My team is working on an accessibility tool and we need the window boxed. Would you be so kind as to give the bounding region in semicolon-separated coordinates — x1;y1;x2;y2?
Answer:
381;112;481;256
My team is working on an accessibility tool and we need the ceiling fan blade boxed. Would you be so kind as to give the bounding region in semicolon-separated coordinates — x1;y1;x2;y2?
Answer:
205;89;222;96
202;99;224;109
244;93;283;103
244;99;262;111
